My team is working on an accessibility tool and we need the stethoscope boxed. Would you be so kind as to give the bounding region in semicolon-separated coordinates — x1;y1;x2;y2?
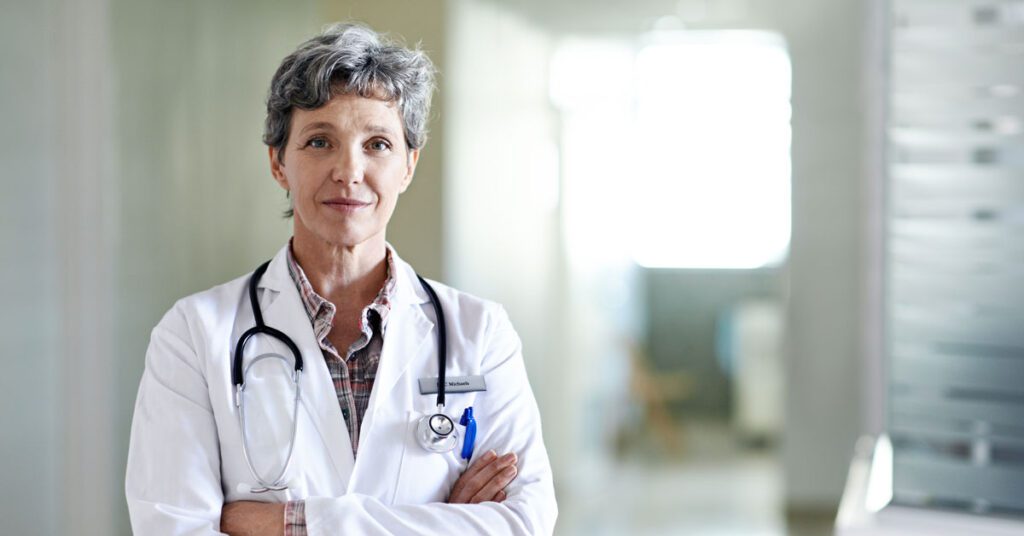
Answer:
233;259;457;494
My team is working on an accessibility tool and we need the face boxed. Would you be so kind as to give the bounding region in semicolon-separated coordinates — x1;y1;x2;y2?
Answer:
270;92;419;250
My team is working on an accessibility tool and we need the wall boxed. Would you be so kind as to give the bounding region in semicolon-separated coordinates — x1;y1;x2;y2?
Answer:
777;0;868;510
1;1;61;533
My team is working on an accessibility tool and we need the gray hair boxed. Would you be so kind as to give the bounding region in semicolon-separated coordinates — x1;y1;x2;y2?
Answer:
263;22;436;163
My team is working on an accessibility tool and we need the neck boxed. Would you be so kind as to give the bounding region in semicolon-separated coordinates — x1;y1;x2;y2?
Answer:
290;225;388;307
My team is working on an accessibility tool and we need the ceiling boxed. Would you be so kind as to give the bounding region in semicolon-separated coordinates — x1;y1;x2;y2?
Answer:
487;0;770;35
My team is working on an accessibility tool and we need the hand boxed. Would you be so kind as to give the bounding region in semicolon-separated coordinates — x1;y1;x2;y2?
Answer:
447;450;518;504
220;501;285;536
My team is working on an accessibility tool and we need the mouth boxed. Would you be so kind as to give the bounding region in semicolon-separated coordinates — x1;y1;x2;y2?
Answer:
323;197;371;213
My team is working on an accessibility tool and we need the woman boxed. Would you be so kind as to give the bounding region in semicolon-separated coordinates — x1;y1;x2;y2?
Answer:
125;23;556;535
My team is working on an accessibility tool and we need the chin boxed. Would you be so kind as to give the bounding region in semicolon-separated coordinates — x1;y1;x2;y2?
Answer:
317;226;380;249
296;211;385;249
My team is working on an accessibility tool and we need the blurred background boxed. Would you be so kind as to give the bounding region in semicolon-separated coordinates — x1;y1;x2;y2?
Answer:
3;0;1023;534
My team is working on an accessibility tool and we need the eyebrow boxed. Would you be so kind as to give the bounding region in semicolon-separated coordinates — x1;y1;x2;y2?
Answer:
365;124;399;137
297;121;336;135
296;121;399;137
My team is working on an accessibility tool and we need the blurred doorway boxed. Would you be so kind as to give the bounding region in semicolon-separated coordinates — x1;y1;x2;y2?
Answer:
551;29;800;535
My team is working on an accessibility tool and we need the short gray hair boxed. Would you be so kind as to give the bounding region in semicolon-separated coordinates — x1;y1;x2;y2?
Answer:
263;22;436;163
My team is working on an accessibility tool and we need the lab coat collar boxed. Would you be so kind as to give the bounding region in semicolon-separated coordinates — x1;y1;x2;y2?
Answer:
386;245;432;311
256;241;431;310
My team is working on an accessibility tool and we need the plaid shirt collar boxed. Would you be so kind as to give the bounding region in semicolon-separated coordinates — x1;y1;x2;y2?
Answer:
284;239;397;352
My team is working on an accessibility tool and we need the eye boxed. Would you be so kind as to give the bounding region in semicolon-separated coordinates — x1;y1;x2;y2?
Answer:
367;138;392;152
305;137;329;149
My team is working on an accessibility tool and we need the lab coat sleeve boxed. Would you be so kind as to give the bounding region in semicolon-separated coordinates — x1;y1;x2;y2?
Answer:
303;305;558;536
125;302;226;535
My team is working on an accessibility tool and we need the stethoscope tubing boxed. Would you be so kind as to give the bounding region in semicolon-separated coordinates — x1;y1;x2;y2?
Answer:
232;261;303;387
233;258;452;494
415;274;447;408
235;354;301;493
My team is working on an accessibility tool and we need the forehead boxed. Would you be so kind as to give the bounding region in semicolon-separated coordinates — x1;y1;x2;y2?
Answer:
292;92;403;133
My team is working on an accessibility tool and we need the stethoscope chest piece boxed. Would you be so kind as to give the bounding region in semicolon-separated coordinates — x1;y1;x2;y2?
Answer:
416;409;459;453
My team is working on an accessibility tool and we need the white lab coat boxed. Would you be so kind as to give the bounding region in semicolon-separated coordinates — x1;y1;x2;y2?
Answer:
125;244;557;535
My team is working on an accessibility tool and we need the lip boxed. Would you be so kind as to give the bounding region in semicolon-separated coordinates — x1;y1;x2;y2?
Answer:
322;197;371;213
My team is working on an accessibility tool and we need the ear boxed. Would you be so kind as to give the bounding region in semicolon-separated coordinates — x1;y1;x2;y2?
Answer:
268;146;289;191
399;148;420;194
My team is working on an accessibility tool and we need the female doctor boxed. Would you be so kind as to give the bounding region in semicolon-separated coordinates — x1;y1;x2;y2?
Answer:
125;23;556;535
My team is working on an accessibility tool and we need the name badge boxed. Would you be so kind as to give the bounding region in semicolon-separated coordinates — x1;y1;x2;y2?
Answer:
418;375;487;395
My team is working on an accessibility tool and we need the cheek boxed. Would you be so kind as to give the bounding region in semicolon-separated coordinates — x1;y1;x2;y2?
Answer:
289;163;329;196
371;164;411;205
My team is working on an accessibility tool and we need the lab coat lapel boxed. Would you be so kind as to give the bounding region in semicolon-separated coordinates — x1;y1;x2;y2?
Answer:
348;253;433;496
365;253;433;422
257;246;356;486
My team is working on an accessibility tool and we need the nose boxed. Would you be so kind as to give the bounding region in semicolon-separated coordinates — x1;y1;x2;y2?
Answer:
332;146;364;185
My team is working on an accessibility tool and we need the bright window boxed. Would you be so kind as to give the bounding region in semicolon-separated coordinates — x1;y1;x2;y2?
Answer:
553;31;792;269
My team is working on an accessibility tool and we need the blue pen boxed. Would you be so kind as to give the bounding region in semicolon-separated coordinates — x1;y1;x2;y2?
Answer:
459;407;477;461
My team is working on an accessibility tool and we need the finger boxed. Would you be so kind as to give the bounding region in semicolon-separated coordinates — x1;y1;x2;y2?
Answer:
450;452;516;504
469;466;513;504
456;449;498;493
494;490;507;503
463;453;515;496
470;464;517;504
462;450;498;481
449;451;498;502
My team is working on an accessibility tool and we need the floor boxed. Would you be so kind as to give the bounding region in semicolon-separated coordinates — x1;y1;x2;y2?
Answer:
555;420;835;536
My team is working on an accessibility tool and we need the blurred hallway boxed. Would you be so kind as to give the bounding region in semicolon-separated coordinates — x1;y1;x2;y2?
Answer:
559;420;831;536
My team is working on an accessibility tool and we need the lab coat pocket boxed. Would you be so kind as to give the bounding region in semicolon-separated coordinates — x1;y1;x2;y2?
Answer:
393;410;463;505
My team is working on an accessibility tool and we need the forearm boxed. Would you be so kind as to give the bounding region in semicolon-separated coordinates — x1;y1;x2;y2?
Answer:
282;450;528;536
220;501;286;536
302;492;556;536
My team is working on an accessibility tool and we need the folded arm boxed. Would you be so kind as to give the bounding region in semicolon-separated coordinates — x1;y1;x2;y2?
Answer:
223;450;519;535
303;306;556;535
225;305;557;536
126;304;227;535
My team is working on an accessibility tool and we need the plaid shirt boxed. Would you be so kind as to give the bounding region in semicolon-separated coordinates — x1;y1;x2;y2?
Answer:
283;241;397;536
